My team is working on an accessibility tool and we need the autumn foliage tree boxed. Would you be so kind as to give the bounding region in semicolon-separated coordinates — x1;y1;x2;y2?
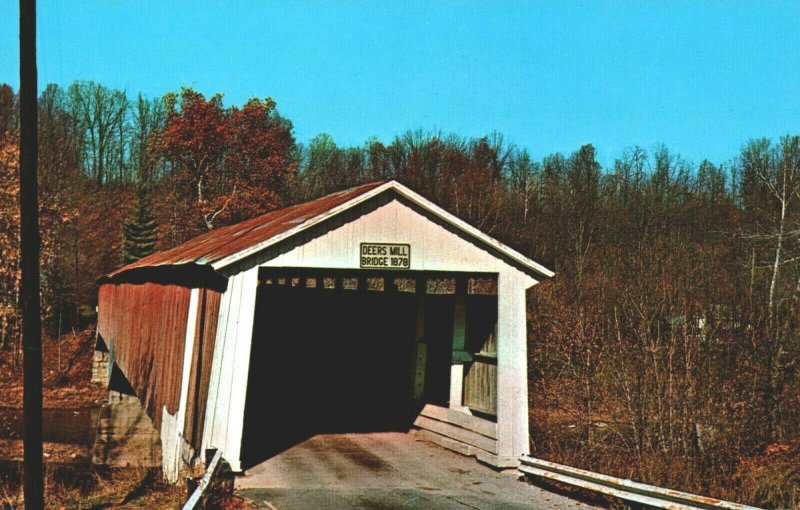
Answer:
0;136;21;350
154;88;296;245
0;132;75;355
0;78;796;507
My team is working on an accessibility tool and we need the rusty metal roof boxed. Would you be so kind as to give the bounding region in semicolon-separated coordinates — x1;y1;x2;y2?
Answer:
101;179;554;284
103;181;387;281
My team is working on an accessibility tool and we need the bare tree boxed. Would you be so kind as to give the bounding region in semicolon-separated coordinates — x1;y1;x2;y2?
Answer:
741;136;800;439
68;81;129;186
130;94;164;184
507;149;539;222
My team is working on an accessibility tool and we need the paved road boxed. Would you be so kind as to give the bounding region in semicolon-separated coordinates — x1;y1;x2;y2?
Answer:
236;432;594;509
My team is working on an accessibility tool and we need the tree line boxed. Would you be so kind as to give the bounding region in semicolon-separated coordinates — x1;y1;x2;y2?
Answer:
0;80;797;506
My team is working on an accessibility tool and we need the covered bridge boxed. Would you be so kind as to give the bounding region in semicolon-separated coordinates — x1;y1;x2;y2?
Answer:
96;180;553;482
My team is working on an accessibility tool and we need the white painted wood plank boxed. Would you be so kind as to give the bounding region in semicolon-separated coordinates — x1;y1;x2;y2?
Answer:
177;289;199;429
211;270;243;453
261;200;506;273
201;274;233;454
449;365;465;410
218;270;245;465
419;404;497;439
413;415;497;454
496;271;530;462
223;266;259;472
161;407;180;483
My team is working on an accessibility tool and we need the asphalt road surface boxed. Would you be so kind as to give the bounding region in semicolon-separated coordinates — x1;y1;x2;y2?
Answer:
236;432;595;509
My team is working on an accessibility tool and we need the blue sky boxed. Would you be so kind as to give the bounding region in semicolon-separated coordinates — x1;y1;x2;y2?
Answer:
1;1;798;168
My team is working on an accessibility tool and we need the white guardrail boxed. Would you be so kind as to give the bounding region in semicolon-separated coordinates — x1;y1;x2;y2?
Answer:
182;449;224;510
519;455;764;510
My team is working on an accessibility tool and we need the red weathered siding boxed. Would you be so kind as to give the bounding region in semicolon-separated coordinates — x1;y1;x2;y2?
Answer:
184;288;222;449
97;282;192;429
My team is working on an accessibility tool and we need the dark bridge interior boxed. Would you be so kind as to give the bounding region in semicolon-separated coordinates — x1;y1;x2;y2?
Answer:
239;268;497;470
241;273;421;469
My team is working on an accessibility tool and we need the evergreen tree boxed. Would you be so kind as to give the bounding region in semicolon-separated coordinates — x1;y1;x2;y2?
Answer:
121;183;157;265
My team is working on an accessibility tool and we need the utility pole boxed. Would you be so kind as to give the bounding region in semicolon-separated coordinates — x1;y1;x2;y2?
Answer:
19;0;44;508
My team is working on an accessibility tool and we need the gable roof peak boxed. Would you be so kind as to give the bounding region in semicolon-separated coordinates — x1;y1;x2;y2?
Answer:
102;179;553;283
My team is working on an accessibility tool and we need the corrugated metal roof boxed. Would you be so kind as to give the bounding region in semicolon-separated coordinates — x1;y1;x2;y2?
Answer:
105;181;387;280
101;179;554;283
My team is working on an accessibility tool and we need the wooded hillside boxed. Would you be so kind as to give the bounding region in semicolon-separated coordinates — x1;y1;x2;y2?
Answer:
0;81;797;507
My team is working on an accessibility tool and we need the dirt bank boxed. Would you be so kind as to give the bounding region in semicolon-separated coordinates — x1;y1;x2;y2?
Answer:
0;329;190;508
0;329;106;410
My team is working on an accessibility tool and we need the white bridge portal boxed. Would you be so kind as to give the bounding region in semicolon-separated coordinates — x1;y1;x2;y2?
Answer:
97;180;553;481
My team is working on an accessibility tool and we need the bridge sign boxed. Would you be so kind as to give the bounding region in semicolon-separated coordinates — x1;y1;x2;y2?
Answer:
360;242;411;269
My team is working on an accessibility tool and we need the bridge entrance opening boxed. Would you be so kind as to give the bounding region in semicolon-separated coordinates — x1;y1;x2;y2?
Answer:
239;268;498;469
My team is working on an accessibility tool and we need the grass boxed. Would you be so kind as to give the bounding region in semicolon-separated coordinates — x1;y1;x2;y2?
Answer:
530;406;800;509
0;464;185;509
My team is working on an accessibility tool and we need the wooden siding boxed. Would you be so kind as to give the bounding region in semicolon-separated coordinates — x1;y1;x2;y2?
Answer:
184;288;222;449
463;360;497;416
256;199;523;273
201;265;260;472
464;315;498;416
96;182;546;476
208;198;538;471
97;282;192;429
412;404;504;466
